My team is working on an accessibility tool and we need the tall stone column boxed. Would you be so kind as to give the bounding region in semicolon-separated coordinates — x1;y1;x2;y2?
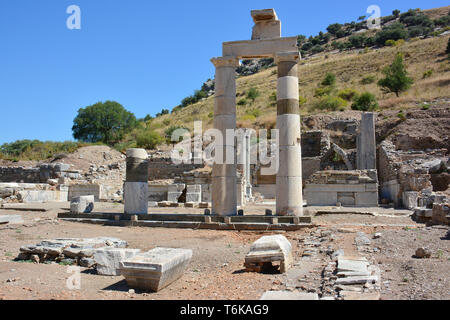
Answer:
275;52;303;216
211;56;239;216
357;112;376;170
124;148;149;214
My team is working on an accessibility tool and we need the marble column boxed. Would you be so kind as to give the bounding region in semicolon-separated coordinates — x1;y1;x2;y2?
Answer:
275;52;303;216
357;112;376;170
210;56;239;216
124;148;149;214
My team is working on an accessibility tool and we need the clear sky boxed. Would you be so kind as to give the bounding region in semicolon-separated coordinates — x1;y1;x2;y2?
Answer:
0;0;448;144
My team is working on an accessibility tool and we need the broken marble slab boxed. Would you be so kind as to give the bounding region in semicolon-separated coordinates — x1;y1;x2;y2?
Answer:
260;291;319;300
119;247;193;292
0;215;23;225
18;237;128;264
244;235;293;273
337;256;370;277
94;247;141;276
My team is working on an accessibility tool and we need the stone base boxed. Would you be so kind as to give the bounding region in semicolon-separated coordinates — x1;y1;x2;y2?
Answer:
124;182;148;214
120;247;192;292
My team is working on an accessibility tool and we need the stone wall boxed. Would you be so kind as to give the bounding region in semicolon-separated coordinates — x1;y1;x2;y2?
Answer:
304;170;378;207
148;157;203;180
0;163;81;183
68;184;104;202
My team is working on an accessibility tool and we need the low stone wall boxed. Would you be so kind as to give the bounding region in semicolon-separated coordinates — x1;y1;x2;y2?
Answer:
0;182;68;203
0;163;81;183
68;184;104;202
304;170;378;207
148;157;203;180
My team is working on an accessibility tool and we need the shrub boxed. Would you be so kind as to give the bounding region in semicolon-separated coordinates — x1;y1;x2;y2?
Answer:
338;88;359;101
420;104;430;110
247;87;260;102
164;126;189;144
237;98;248;106
351;92;378;111
313;96;347;111
246;109;261;118
321;73;336;86
361;74;376;84
299;96;307;106
162;119;170;126
269;92;277;102
434;16;450;27
241;114;256;121
385;39;396;46
136;130;164;150
422;69;433;79
349;34;368;48
311;45;325;54
314;86;334;97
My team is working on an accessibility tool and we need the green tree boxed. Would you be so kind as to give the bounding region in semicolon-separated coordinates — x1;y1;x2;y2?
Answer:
374;22;408;46
136;130;163;150
72;101;137;144
392;10;400;18
377;53;413;97
327;23;342;35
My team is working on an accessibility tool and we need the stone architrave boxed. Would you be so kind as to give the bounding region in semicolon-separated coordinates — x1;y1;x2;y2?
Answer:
124;148;149;214
119;247;193;292
275;51;303;216
244;235;293;273
210;56;239;216
357;113;376;170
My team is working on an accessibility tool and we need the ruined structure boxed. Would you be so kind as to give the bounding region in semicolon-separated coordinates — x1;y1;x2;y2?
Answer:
211;9;302;216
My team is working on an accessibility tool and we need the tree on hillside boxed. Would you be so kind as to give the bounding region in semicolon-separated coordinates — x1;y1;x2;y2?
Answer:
377;53;413;97
327;23;342;35
392;10;400;18
446;38;450;55
72;101;137;145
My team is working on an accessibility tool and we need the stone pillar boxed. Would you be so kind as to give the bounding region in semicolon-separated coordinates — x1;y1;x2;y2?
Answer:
244;131;252;200
124;148;148;214
357;112;376;170
211;56;239;216
275;52;303;216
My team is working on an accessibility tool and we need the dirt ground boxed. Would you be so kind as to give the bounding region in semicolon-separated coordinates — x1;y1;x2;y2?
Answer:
0;204;449;300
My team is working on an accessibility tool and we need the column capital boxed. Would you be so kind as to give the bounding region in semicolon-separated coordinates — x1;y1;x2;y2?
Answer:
211;56;240;68
275;51;301;63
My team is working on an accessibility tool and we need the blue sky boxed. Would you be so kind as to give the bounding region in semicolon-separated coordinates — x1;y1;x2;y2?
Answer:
0;0;448;144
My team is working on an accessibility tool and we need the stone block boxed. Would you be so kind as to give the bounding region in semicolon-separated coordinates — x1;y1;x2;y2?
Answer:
119;247;193;292
124;182;148;215
402;191;419;210
245;235;293;273
94;247;141;276
304;191;338;206
70;195;94;214
222;37;298;59
355;192;378;207
0;215;23;225
186;193;201;203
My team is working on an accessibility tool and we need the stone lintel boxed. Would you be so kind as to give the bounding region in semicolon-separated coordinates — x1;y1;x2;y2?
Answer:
275;51;301;63
251;9;278;23
222;37;297;59
211;56;239;68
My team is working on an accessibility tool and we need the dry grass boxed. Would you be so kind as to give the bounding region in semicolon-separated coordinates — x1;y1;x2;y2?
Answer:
149;34;450;134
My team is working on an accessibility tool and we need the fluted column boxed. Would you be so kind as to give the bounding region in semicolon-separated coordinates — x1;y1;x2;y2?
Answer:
275;52;303;216
210;56;239;216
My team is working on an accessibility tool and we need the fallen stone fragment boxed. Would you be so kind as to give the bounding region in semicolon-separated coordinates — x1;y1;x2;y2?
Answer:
94;248;141;276
260;291;319;300
0;215;24;225
355;232;371;245
120;247;193;292
70;195;94;214
335;275;378;285
415;247;431;259
245;235;293;273
337;256;370;277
